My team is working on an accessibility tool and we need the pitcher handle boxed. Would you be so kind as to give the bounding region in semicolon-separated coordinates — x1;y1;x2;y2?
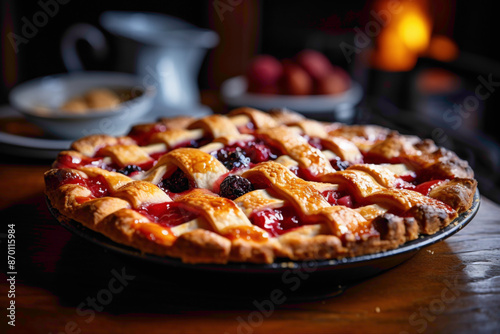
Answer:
60;23;108;72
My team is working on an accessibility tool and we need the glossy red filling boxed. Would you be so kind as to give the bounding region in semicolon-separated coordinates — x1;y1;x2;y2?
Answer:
414;180;445;196
58;173;110;199
136;160;157;171
137;202;199;227
58;151;126;173
394;179;415;190
289;166;300;177
149;151;167;161
58;148;164;175
306;136;323;150
250;206;303;237
398;172;417;183
338;195;354;207
87;176;110;198
362;152;402;165
330;157;352;171
55;154;105;170
128;124;168;146
240;140;280;163
392;171;417;190
394;173;446;196
297;167;340;182
321;190;355;208
295;168;318;181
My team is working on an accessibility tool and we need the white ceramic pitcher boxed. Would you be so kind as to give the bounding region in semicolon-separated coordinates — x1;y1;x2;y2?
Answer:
61;11;219;117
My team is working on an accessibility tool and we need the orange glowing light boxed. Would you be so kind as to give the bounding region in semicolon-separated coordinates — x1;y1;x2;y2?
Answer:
371;30;418;71
426;35;459;62
397;11;431;53
371;0;432;71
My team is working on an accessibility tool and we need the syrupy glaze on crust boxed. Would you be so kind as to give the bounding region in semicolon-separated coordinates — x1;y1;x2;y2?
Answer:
45;107;477;264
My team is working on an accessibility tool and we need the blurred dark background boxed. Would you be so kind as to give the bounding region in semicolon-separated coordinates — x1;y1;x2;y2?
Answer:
1;0;500;202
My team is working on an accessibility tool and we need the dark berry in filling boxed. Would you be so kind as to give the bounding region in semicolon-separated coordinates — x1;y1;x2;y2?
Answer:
244;141;278;162
161;168;190;193
217;147;251;170
219;175;254;200
117;165;143;176
331;157;350;171
187;137;212;149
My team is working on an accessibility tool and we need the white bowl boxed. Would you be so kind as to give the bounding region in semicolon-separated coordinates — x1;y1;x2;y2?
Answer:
221;76;363;123
9;72;156;139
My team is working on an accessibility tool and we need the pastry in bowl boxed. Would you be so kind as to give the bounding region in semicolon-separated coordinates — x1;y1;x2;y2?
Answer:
61;88;122;113
9;72;156;139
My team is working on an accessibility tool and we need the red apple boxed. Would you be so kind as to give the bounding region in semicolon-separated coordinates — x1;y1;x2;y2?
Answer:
246;55;283;90
280;60;313;95
315;66;351;95
295;49;334;81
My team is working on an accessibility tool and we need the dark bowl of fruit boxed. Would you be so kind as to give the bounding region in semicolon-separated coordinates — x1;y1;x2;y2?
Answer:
221;50;362;123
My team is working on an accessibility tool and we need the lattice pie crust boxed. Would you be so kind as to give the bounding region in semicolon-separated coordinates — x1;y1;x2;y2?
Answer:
45;108;477;264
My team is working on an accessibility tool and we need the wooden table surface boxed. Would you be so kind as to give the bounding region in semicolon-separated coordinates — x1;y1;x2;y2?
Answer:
1;157;500;334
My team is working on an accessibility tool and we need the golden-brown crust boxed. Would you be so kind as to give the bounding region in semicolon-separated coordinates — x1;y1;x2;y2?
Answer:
372;213;407;243
78;167;132;192
328;124;392;151
257;127;335;177
99;144;152;168
268;108;305;124
368;134;418;160
228;107;279;129
188;114;240;138
45;107;478;264
407;204;452;234
98;208;177;253
429;178;477;213
74;197;131;229
243;162;331;219
290;120;328;138
419;157;474;180
71;134;135;156
150;129;203;149
47;183;91;216
175;189;252;233
321;136;363;163
173;229;231;264
113;181;171;208
154;148;228;191
229;238;280;263
279;234;346;260
158;116;196;130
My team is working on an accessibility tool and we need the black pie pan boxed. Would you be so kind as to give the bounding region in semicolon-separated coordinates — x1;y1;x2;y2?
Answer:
47;191;480;301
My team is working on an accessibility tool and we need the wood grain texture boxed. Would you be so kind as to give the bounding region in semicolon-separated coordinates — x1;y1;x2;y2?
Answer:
1;161;499;334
